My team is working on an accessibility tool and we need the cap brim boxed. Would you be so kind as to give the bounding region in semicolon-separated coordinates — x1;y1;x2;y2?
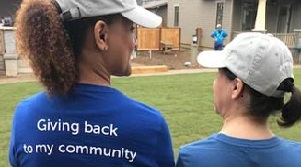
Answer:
122;6;162;28
197;50;227;68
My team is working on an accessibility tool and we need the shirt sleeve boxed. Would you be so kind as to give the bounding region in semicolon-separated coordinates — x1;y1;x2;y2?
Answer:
156;117;175;167
223;30;228;37
9;107;20;167
176;145;192;167
176;155;185;167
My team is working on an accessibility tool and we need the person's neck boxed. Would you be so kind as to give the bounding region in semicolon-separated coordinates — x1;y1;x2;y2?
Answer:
77;62;111;87
220;115;274;140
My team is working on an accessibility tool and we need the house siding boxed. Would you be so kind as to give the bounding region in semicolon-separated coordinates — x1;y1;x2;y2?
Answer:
266;3;278;33
149;6;168;27
231;0;242;34
168;0;233;48
265;0;300;33
158;7;168;27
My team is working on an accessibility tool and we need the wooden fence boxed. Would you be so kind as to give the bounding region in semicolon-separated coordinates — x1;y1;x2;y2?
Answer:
136;28;160;50
136;27;180;50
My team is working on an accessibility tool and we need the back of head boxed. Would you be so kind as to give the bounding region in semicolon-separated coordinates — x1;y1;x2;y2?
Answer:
198;32;301;127
216;24;222;29
15;0;162;95
16;0;75;95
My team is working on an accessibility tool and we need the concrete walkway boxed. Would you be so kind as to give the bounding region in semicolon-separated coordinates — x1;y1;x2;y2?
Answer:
0;65;300;84
0;68;217;84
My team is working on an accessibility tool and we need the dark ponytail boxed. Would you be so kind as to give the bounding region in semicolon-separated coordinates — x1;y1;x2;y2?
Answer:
278;87;301;127
15;0;78;95
221;68;301;127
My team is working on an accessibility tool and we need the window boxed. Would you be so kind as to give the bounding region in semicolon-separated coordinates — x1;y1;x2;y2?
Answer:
241;1;257;30
174;6;179;27
215;2;224;26
277;5;293;33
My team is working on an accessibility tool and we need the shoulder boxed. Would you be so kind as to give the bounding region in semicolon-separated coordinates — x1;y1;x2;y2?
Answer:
179;134;219;155
14;91;48;116
12;92;50;133
279;139;301;150
122;94;165;118
177;134;223;166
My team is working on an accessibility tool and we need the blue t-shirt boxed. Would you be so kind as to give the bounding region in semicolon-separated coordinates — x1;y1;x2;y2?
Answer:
176;133;301;167
9;84;175;167
211;30;227;45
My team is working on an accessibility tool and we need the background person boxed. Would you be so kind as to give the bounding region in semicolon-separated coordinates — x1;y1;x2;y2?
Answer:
211;24;227;50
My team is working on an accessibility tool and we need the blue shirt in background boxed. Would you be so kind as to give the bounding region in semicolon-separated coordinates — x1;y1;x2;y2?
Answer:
211;29;228;50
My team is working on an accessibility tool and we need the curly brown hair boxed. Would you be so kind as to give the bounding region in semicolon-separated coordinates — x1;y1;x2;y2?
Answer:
15;0;77;95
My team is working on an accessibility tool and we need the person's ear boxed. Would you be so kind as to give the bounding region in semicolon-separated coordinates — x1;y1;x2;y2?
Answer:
232;78;244;99
94;20;109;51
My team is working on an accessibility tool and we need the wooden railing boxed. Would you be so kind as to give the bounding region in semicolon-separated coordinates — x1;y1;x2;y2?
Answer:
272;33;296;49
232;31;297;49
232;31;301;64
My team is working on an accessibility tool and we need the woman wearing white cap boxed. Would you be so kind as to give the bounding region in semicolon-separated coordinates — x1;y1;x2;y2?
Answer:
9;0;174;166
176;32;301;167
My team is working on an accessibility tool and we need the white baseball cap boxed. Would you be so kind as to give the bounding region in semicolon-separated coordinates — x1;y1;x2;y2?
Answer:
54;0;162;28
216;24;222;28
197;32;294;98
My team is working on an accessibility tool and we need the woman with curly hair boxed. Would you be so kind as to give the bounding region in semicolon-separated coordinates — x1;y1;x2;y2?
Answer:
9;0;175;166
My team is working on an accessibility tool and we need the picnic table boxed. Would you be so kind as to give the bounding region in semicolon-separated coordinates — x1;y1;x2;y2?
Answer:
160;41;174;55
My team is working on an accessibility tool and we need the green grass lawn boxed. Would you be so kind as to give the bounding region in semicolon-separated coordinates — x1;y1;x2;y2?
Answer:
1;69;301;166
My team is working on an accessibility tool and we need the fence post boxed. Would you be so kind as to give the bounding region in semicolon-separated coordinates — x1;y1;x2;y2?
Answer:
196;28;203;50
191;34;198;66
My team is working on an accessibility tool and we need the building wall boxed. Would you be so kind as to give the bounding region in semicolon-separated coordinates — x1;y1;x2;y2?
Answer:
222;0;233;44
231;0;242;34
158;6;168;27
0;28;32;75
266;2;278;33
0;0;21;19
168;0;233;48
291;0;301;31
265;0;301;33
149;6;168;27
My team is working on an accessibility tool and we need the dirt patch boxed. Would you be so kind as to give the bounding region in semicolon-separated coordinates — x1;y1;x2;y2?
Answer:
0;49;202;84
132;49;201;70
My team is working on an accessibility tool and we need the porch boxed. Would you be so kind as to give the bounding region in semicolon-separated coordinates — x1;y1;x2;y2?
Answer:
232;0;300;33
